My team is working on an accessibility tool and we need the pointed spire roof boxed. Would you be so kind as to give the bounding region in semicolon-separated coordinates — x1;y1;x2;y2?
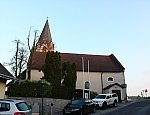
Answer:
38;19;52;44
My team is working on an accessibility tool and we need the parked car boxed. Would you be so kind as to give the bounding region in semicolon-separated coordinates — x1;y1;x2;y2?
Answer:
63;98;95;115
0;98;32;115
92;93;118;109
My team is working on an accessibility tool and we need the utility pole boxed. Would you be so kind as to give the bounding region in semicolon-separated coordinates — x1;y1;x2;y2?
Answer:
16;40;19;78
101;72;103;94
27;26;32;51
13;40;24;78
13;40;22;78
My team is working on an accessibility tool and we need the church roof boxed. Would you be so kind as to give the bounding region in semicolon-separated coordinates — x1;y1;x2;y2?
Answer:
30;52;125;72
0;63;14;80
61;53;125;72
37;20;52;44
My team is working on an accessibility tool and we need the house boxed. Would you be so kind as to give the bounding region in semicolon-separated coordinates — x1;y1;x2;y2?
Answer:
26;20;127;101
0;63;14;99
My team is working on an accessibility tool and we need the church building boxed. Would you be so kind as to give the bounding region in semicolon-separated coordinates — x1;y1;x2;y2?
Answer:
26;20;127;101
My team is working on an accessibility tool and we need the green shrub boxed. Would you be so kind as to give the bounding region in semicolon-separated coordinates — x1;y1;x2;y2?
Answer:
7;80;52;97
90;91;98;99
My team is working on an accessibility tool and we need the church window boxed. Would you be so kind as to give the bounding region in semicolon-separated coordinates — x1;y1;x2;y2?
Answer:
108;77;113;82
85;81;90;89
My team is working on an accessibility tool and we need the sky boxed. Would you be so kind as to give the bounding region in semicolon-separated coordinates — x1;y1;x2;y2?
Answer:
0;0;150;96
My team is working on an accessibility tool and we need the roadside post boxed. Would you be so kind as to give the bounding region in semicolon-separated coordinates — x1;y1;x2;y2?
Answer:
40;76;45;115
50;103;53;115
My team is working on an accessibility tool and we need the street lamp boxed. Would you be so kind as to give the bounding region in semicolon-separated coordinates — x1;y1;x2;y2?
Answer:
40;76;45;115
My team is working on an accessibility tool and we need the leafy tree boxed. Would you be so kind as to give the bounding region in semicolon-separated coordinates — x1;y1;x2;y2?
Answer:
42;51;61;86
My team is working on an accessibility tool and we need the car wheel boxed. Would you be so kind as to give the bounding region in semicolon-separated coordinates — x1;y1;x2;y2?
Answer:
80;110;83;115
102;102;107;110
92;106;96;113
113;101;117;107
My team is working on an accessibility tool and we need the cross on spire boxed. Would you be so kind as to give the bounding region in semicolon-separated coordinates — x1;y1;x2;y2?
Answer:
46;17;49;20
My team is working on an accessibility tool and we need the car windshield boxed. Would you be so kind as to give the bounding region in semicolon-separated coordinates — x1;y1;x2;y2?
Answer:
70;99;84;105
16;102;30;111
95;95;106;99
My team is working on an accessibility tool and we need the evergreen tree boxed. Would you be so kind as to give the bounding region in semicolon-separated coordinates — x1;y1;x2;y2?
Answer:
62;62;77;98
42;51;61;86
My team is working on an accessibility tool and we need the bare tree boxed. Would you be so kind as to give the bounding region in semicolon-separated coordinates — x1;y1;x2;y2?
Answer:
5;40;28;79
4;27;39;80
18;47;28;78
27;29;39;80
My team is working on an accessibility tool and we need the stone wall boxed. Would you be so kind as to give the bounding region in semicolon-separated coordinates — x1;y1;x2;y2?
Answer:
11;97;70;115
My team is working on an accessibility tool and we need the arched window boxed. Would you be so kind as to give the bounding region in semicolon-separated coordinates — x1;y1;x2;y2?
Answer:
85;81;90;89
108;77;113;82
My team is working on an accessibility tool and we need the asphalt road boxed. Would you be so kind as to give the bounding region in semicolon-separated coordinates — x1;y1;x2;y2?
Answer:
97;100;150;115
55;99;150;115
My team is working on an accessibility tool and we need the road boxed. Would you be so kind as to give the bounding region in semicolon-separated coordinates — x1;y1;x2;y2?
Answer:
91;99;150;115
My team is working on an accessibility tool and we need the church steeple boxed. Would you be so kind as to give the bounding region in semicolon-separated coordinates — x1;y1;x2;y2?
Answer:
38;19;52;44
36;19;54;52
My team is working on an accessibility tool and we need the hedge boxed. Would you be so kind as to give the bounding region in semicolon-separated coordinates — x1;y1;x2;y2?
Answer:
7;80;52;97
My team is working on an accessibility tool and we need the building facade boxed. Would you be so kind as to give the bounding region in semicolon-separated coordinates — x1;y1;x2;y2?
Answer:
0;63;14;99
26;20;127;101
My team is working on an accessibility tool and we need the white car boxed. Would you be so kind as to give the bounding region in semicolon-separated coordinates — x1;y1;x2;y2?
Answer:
92;93;118;109
0;98;32;115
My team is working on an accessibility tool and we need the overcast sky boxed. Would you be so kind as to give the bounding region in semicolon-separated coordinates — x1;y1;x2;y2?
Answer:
0;0;150;96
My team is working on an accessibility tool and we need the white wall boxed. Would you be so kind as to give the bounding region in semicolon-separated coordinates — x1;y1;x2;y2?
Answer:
76;72;125;92
76;72;102;94
102;72;125;88
30;70;44;81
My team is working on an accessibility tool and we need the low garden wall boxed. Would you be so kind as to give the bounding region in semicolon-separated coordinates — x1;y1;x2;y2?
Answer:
10;97;70;115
